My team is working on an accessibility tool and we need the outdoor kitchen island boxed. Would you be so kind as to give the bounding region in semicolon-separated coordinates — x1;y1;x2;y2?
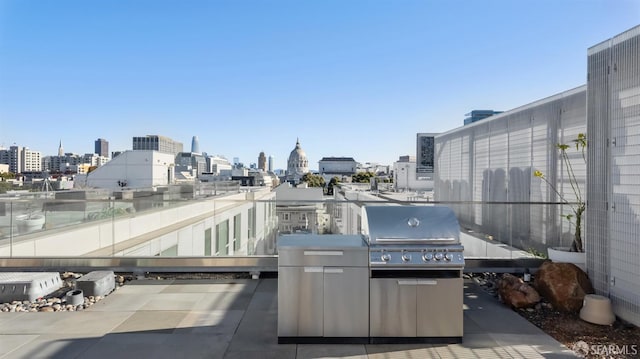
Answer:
277;234;370;344
277;205;465;344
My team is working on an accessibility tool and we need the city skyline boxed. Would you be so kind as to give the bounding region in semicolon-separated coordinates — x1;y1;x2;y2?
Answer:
1;1;639;169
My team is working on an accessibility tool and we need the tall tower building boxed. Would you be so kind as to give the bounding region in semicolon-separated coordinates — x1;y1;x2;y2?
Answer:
268;155;274;172
3;146;21;173
191;136;200;154
94;138;109;157
258;152;267;171
58;140;64;157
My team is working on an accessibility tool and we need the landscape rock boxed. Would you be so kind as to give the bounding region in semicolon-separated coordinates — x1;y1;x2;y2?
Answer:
498;273;541;308
534;261;594;312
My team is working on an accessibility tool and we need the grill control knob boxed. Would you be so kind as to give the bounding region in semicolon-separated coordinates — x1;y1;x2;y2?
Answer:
445;253;453;261
434;252;444;261
401;251;411;262
422;252;433;262
381;252;391;262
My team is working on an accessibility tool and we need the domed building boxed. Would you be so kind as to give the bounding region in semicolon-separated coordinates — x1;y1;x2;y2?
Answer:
286;138;309;184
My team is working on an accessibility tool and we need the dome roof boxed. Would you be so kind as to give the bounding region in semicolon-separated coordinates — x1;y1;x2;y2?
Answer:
286;138;309;182
288;138;307;162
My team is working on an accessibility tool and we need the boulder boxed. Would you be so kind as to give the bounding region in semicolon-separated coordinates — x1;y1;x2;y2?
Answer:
534;261;594;313
498;273;541;308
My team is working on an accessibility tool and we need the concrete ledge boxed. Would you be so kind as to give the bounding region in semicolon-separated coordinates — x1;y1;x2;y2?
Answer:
77;271;115;297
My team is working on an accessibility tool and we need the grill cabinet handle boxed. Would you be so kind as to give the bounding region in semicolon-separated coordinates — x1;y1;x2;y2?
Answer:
417;280;437;285
397;280;417;286
324;268;344;274
303;251;343;256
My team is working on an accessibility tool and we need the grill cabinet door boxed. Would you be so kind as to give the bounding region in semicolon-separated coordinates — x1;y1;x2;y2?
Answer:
416;278;463;337
369;278;417;337
323;267;369;337
278;266;324;337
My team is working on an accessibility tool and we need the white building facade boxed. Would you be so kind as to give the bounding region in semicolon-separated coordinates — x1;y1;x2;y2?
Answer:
319;157;356;175
274;185;329;234
85;150;175;190
393;157;433;192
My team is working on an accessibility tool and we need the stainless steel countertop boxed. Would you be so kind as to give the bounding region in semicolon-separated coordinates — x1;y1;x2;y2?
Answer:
277;234;367;250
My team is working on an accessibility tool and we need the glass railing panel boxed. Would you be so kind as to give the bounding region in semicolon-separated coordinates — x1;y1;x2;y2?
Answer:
0;190;579;262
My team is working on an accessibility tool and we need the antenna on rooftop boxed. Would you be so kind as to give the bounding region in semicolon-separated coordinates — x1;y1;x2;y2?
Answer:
41;171;53;193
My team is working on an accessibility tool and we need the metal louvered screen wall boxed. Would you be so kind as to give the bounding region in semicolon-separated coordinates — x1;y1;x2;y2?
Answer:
435;86;587;256
434;24;640;327
588;25;640;327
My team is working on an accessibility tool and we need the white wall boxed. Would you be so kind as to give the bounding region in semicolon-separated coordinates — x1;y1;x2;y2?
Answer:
0;189;276;257
393;161;433;192
86;150;175;191
319;159;356;174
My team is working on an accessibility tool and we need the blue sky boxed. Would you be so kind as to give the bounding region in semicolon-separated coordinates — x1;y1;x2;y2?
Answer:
1;1;639;170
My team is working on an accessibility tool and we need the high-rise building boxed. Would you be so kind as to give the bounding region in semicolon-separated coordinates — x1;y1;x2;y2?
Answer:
58;140;64;157
416;133;437;176
268;155;274;172
132;135;183;155
463;110;502;125
0;146;20;173
258;152;267;171
94;138;109;157
0;145;41;173
22;148;41;172
191;136;200;154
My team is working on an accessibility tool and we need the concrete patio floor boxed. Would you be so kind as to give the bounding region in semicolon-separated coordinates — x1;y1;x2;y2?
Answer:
0;278;577;358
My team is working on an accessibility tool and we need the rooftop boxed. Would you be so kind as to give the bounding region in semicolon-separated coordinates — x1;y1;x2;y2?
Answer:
0;277;576;358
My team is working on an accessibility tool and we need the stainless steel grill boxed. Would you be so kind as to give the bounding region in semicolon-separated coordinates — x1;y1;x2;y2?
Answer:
363;205;464;343
363;205;465;270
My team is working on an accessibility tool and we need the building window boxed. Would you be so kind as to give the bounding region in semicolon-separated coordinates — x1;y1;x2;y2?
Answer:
205;228;212;256
233;214;241;252
216;220;229;256
158;245;178;256
283;213;289;221
248;206;256;239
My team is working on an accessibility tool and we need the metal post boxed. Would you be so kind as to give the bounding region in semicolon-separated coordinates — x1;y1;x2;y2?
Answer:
9;201;13;258
111;196;115;256
402;165;409;193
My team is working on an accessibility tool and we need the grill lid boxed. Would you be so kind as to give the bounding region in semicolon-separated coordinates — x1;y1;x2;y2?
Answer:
362;205;460;244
